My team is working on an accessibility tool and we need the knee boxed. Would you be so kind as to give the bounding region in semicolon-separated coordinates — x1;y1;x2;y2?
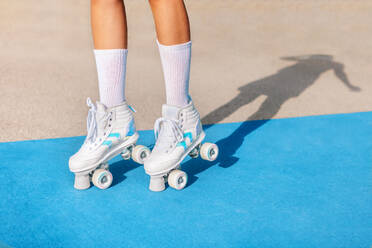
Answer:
91;0;122;7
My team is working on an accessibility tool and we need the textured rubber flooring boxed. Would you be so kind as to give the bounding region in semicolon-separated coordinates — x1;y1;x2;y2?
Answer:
0;112;371;247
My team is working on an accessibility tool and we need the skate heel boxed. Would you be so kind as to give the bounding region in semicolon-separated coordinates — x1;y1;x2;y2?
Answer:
74;173;90;190
149;176;165;192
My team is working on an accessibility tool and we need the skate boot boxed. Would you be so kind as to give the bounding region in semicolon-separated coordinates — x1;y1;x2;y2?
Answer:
144;100;219;191
69;98;150;190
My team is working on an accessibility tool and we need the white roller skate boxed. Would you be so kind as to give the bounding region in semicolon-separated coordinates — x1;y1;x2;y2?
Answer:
144;101;219;192
69;98;150;190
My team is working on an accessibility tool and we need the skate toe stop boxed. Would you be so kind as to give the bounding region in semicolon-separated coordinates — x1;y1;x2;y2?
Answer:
149;176;166;192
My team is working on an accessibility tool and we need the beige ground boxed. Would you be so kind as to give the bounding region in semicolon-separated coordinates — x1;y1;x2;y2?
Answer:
0;0;371;142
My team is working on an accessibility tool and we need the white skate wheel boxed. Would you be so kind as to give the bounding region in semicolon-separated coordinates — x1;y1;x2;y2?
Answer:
100;163;109;170
168;170;187;190
189;147;199;159
200;143;219;161
121;148;131;160
132;145;150;164
92;169;113;189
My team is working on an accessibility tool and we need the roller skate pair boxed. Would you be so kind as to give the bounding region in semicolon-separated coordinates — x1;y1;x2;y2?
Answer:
69;99;218;191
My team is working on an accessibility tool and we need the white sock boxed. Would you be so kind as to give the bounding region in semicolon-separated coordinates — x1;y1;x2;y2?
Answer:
157;40;191;107
94;49;128;108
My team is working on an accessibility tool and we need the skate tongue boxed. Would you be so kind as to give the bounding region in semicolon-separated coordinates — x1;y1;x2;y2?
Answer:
95;101;109;138
162;104;180;120
95;101;108;119
96;101;107;113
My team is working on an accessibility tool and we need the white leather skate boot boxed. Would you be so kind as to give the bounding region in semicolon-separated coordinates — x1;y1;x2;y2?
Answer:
144;101;219;192
69;98;150;190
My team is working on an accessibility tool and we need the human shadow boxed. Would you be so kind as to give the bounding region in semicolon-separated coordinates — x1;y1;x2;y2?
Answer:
183;54;360;186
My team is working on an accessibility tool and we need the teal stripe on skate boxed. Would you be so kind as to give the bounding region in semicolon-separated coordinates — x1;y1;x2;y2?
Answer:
184;132;193;143
102;140;112;147
176;140;187;150
128;105;136;113
108;133;120;138
127;119;136;136
0;111;371;248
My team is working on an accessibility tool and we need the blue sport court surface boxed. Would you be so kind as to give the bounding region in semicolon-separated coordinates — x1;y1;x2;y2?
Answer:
0;112;371;247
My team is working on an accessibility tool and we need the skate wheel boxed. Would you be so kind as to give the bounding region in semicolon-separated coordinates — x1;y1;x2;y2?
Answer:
100;163;109;170
200;143;219;161
92;169;113;189
132;145;150;164
168;170;187;190
189;147;199;159
121;148;131;160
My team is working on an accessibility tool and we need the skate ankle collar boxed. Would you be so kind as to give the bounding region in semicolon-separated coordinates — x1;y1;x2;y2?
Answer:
162;104;181;120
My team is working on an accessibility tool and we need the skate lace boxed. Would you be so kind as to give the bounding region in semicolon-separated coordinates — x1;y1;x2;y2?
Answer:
84;98;111;144
153;118;184;152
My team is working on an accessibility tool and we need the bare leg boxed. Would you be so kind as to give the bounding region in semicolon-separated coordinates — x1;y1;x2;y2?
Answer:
91;0;127;49
148;0;190;45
